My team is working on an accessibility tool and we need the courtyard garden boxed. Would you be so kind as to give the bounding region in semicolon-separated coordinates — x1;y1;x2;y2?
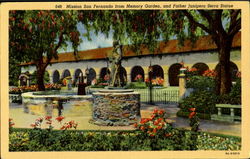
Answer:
8;9;242;152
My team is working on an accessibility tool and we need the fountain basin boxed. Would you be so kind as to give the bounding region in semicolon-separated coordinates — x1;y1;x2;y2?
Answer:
22;91;93;117
91;89;141;126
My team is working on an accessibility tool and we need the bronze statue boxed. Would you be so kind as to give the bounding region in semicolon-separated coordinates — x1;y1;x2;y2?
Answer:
108;40;125;87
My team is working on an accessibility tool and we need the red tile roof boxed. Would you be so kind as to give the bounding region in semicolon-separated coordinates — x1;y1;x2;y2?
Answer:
21;32;241;66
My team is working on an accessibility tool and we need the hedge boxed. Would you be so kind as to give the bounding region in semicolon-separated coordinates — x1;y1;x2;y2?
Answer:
9;128;241;151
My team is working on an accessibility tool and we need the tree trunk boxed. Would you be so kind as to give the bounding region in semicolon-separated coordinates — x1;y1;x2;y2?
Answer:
36;66;46;91
216;36;233;95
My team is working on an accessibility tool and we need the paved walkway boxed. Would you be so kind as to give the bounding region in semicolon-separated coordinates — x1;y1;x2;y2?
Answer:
140;104;241;137
9;103;241;137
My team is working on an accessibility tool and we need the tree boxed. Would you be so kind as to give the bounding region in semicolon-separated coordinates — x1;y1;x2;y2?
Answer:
181;10;241;95
9;10;81;90
79;10;241;95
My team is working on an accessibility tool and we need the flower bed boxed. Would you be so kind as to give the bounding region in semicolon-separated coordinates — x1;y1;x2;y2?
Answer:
9;110;241;151
9;84;61;94
9;128;241;151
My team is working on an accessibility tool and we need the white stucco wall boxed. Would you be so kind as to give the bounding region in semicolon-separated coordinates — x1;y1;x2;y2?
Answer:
21;48;241;85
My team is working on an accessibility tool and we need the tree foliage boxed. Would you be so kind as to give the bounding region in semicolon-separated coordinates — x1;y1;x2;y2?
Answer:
9;10;81;90
78;10;240;95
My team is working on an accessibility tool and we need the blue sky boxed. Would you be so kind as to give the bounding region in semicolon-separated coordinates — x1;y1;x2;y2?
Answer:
58;23;114;53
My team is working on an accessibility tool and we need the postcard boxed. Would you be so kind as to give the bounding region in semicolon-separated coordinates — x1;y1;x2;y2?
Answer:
1;1;250;159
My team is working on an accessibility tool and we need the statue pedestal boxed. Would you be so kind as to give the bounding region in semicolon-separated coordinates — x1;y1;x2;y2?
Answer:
91;89;141;126
77;83;87;95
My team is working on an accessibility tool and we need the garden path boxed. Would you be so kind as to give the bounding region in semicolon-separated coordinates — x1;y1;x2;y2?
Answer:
10;103;241;137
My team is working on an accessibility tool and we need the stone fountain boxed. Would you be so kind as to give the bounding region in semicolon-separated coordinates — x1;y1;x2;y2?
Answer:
91;41;141;126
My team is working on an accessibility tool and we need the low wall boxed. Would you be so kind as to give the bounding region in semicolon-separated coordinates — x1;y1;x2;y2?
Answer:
92;90;141;126
22;92;93;117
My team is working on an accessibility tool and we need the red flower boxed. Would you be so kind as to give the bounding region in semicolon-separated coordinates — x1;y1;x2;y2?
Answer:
158;118;163;122
133;123;138;128
150;134;155;137
159;109;165;115
36;117;43;122
55;116;65;122
153;128;157;133
157;125;162;130
140;126;145;131
66;125;71;129
140;118;149;124
153;109;158;114
30;124;36;128
189;108;196;112
153;120;159;125
189;112;196;119
60;126;65;130
45;116;52;120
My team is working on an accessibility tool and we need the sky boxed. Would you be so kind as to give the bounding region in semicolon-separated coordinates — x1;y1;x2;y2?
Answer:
58;22;114;53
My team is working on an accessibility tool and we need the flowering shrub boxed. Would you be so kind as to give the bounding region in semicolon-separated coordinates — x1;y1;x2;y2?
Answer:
61;78;67;86
60;120;78;130
145;77;164;87
186;75;216;92
178;90;217;119
202;69;217;78
9;118;15;133
55;116;65;123
236;71;241;78
30;116;77;130
9;84;61;94
186;67;198;77
134;74;143;82
189;108;199;132
104;74;110;82
134;109;172;137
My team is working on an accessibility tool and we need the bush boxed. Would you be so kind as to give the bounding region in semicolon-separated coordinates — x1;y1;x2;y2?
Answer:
186;76;216;92
216;78;241;105
125;82;147;89
176;110;211;120
179;90;217;115
9;128;241;151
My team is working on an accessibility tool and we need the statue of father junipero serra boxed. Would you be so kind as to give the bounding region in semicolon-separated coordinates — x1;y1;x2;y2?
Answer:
108;40;124;87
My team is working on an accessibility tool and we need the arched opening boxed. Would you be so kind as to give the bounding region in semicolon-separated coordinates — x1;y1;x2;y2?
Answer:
215;62;239;81
86;68;96;85
100;67;110;80
168;63;182;86
62;69;71;79
192;63;209;75
131;66;145;82
19;72;30;86
151;65;164;79
74;69;83;84
53;70;60;84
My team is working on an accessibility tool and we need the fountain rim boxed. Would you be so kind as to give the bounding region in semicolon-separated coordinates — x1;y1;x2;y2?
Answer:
21;91;93;99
